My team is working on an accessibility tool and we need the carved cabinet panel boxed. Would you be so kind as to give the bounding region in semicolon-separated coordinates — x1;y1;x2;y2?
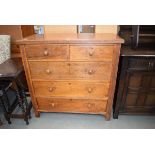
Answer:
114;56;155;118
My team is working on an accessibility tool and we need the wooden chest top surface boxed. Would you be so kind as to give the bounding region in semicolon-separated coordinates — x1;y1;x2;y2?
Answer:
17;33;124;44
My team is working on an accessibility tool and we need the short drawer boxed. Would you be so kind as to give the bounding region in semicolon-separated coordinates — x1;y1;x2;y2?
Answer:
70;62;112;81
70;45;114;61
29;61;70;79
33;81;109;99
128;57;155;71
25;44;69;61
37;97;107;113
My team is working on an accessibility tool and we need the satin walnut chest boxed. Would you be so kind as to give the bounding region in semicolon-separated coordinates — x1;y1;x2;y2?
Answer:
18;33;124;120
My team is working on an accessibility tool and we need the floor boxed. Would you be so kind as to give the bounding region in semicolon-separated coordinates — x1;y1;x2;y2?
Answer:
1;109;155;129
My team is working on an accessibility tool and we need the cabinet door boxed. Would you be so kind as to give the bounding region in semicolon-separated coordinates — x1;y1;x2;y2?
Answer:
120;71;155;114
145;75;155;107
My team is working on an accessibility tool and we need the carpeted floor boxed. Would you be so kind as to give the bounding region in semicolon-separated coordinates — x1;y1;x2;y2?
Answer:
0;109;155;129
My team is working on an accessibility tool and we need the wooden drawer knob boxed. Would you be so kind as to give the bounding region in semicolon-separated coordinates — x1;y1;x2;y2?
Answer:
46;69;52;74
88;69;94;75
48;87;55;92
87;103;94;108
89;51;94;56
44;50;49;56
87;103;91;108
149;62;154;67
49;103;55;107
88;88;93;93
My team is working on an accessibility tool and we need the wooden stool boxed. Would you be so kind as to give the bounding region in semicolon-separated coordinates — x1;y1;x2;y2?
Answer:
0;58;32;125
0;80;32;125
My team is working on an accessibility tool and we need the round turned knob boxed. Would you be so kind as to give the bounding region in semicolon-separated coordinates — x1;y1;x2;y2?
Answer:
88;69;94;75
89;51;94;56
87;103;91;108
88;88;93;93
46;69;51;74
149;62;154;67
44;50;49;56
49;87;53;92
50;103;55;107
149;62;151;67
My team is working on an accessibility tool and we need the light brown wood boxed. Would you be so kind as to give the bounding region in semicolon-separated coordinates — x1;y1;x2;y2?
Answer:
11;44;20;53
33;81;109;99
26;44;69;60
17;33;124;44
70;62;112;81
70;45;114;61
37;97;107;114
105;44;121;120
20;45;40;117
11;43;21;57
29;61;70;79
29;61;112;81
18;33;124;120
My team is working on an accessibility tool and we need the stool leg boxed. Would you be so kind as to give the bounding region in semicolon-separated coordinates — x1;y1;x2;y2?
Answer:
29;112;31;119
24;116;29;125
0;98;11;124
15;79;31;125
4;113;11;124
0;118;3;126
16;89;25;113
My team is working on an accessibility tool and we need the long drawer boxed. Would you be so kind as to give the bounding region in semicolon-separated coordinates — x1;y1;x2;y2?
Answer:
128;57;155;71
36;97;107;114
29;61;112;81
33;81;109;99
25;44;69;61
70;45;114;61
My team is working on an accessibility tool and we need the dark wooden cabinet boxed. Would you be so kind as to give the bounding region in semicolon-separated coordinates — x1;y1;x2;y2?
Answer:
114;25;155;118
113;49;155;118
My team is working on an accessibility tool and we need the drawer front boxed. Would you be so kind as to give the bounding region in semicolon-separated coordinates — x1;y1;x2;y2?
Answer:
29;61;112;81
25;44;69;60
37;97;107;113
33;81;109;98
70;62;112;81
128;58;155;71
29;61;70;79
70;45;114;61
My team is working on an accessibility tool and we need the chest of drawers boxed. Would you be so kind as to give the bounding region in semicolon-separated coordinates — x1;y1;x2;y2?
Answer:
18;33;123;120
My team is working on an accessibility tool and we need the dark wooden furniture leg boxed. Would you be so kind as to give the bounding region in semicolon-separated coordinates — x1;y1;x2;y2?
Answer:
14;78;32;125
0;118;2;126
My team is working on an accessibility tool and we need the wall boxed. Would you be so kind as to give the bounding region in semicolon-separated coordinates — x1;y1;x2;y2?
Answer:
44;25;118;34
44;25;76;33
96;25;117;34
